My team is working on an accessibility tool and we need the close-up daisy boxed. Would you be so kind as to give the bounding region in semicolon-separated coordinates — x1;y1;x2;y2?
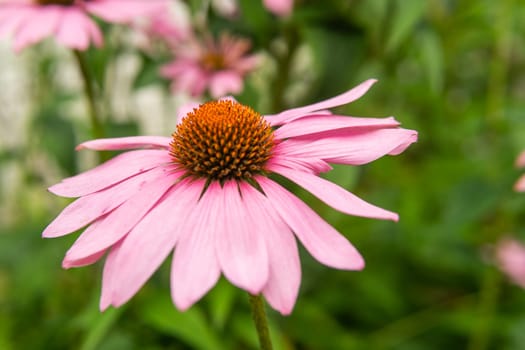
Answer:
43;79;417;315
160;32;260;98
0;0;168;51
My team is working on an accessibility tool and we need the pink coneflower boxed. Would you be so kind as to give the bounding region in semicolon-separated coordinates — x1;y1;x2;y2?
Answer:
0;0;167;51
495;238;525;288
43;79;417;315
160;32;259;99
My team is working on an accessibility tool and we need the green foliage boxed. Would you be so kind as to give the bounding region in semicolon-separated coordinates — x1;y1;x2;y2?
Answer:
2;0;525;349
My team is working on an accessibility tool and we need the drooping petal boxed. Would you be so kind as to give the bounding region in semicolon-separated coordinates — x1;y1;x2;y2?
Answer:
61;250;106;269
83;12;103;47
76;136;172;151
240;183;301;315
269;164;399;221
267;149;332;174
273;115;399;140
214;181;269;294
277;127;418;165
55;9;93;50
48;149;171;197
43;168;168;238
107;179;204;308
209;71;243;98
266;79;377;125
100;239;122;310
85;0;167;23
13;5;61;52
170;184;222;310
257;177;364;270
62;171;181;266
0;6;32;37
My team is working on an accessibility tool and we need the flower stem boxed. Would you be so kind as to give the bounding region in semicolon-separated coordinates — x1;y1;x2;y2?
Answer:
72;49;108;163
72;49;105;141
248;294;273;350
467;267;501;350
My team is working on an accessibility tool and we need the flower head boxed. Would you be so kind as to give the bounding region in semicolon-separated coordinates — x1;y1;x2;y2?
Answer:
495;238;525;288
161;32;259;98
44;79;417;315
0;0;168;51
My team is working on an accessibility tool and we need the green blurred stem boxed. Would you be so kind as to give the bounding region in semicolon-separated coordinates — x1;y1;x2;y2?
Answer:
467;267;502;350
72;49;105;141
486;0;514;127
248;294;273;350
271;26;299;112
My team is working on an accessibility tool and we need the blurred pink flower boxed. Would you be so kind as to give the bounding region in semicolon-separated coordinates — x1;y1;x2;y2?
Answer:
161;32;260;98
212;0;293;17
514;150;525;191
263;0;293;16
133;0;190;49
43;79;418;315
0;0;167;51
495;238;525;288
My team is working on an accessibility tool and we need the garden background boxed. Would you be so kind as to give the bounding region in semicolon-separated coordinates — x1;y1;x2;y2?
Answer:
1;0;525;349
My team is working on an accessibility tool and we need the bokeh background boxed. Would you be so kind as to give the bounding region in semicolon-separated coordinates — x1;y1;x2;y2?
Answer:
1;0;525;349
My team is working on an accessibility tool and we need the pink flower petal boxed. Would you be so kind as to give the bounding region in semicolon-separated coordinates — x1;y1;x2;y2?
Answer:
269;164;399;221
0;6;32;37
170;185;222;310
100;239;122;310
274;115;400;139
240;183;301;315
277;127;418;165
268;149;332;174
266;79;378;125
13;6;61;52
76;136;172;151
107;179;204;308
55;8;94;50
43;167;168;238
176;101;201;122
85;0;167;23
48;149;171;197
263;0;293;16
62;250;106;268
62;170;180;265
209;71;243;98
83;13;103;47
515;174;525;192
496;238;525;288
516;150;525;168
257;176;364;270
214;181;269;294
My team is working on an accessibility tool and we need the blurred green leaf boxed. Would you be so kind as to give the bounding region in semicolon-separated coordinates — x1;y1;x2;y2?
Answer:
140;292;224;350
386;0;427;53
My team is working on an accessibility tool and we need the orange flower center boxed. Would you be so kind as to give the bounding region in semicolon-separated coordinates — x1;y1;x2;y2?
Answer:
170;100;275;181
35;0;75;5
201;53;226;71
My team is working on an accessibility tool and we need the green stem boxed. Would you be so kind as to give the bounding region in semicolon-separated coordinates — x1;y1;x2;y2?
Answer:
72;49;105;140
467;267;502;350
271;25;299;113
248;294;273;350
